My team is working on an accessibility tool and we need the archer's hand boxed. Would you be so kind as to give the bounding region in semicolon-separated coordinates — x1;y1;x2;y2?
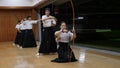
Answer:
72;28;76;33
37;19;42;21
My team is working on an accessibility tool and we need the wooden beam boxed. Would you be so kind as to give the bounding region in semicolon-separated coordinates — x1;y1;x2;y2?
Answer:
33;0;56;8
0;0;54;9
33;0;48;8
0;6;33;9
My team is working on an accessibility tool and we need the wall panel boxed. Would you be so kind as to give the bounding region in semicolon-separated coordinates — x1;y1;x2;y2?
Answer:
0;9;35;42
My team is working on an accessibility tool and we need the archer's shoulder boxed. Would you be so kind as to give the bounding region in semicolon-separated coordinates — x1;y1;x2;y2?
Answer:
55;30;61;34
55;30;59;33
42;15;46;17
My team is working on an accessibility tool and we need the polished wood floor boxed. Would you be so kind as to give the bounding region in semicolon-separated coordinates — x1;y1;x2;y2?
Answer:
0;42;120;68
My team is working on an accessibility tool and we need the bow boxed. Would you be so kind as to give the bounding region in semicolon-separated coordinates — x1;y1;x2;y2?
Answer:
69;0;76;62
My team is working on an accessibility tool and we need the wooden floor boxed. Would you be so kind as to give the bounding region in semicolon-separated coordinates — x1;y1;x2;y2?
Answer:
0;42;120;68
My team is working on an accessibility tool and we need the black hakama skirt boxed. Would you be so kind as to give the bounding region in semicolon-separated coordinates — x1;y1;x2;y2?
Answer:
14;31;22;45
38;27;57;54
20;29;37;48
19;30;25;47
51;42;77;63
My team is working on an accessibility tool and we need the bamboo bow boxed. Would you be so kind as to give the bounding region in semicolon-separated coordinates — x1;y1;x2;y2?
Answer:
69;0;76;62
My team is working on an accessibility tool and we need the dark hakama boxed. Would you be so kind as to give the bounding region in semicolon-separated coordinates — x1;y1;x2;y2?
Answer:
14;31;22;45
19;30;25;47
21;29;37;48
38;27;57;53
51;42;77;63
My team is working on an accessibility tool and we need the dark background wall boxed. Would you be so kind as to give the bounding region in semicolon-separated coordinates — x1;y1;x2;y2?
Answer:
38;0;120;51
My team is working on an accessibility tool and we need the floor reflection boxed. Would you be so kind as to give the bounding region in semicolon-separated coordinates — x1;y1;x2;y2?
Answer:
79;49;86;63
14;56;34;68
0;42;120;68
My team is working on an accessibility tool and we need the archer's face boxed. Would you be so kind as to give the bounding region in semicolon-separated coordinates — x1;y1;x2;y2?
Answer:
60;23;67;29
23;18;26;21
45;10;50;16
28;17;31;20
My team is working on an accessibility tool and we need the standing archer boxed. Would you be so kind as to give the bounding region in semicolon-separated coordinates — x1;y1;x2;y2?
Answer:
20;16;40;48
13;20;22;46
36;8;57;56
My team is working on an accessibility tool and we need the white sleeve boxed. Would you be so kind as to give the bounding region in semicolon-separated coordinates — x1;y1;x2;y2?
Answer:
42;15;46;20
42;15;46;23
51;19;56;25
68;31;73;38
30;20;38;24
22;21;26;25
19;24;22;28
15;24;19;29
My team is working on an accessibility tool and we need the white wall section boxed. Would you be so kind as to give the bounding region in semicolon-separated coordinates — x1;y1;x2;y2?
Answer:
0;0;42;6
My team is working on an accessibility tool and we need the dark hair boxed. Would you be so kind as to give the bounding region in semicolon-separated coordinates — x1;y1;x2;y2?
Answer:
45;8;50;11
17;20;21;24
60;21;66;25
60;21;69;33
26;16;31;19
18;20;21;23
